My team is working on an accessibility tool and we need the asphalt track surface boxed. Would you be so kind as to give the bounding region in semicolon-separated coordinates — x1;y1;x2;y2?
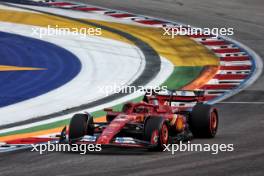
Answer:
0;0;264;176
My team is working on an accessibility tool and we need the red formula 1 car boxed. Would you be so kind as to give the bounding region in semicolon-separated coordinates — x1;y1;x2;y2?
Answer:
59;90;219;150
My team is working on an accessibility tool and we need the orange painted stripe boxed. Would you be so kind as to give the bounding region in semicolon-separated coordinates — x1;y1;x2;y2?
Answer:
0;116;107;142
0;127;63;142
182;66;220;90
0;65;45;71
94;116;107;123
0;117;107;142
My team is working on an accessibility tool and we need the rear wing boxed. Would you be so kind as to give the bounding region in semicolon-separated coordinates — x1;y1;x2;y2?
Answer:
143;89;205;105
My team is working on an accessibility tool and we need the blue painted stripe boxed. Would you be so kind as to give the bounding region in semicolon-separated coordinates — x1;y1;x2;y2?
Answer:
0;31;81;107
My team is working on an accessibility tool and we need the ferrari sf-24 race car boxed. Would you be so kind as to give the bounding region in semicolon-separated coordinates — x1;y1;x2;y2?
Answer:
59;90;219;151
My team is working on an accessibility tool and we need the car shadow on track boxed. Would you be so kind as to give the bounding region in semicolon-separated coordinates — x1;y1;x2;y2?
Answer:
64;148;159;156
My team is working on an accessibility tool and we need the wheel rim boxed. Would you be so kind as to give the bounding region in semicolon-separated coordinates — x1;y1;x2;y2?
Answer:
210;111;218;134
160;123;169;144
151;130;159;144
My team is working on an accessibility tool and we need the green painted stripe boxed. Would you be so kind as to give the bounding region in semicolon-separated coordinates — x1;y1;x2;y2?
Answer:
0;67;203;137
162;66;203;89
0;119;70;137
0;97;144;137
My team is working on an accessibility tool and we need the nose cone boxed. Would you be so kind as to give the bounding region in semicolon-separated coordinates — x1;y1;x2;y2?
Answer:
96;114;135;144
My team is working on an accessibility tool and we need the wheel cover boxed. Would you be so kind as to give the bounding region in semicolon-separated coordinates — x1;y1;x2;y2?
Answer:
151;130;159;144
160;123;169;144
210;111;218;134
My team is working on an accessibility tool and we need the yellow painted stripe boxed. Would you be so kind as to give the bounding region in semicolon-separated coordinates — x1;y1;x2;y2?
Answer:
0;127;63;142
0;9;219;67
0;9;132;44
0;65;45;71
82;19;219;66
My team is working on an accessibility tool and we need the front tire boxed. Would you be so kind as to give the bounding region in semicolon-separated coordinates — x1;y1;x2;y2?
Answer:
69;114;88;142
144;117;169;151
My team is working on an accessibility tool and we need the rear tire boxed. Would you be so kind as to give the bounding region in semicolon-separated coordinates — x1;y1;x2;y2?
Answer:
190;103;218;138
144;117;169;151
69;114;88;142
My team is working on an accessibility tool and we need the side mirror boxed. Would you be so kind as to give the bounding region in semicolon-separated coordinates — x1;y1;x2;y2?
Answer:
104;108;113;112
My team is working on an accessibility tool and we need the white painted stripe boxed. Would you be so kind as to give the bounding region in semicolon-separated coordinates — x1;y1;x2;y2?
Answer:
216;52;247;57
217;70;250;74
207;44;237;50
0;4;40;13
86;10;112;14
216;79;243;83
36;133;59;138
0;21;145;125
205;90;229;93
54;5;82;8
206;79;240;85
193;37;223;42
0;56;173;134
220;61;252;66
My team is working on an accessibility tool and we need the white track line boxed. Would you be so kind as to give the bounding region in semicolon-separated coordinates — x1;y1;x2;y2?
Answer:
0;56;173;134
0;21;145;125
